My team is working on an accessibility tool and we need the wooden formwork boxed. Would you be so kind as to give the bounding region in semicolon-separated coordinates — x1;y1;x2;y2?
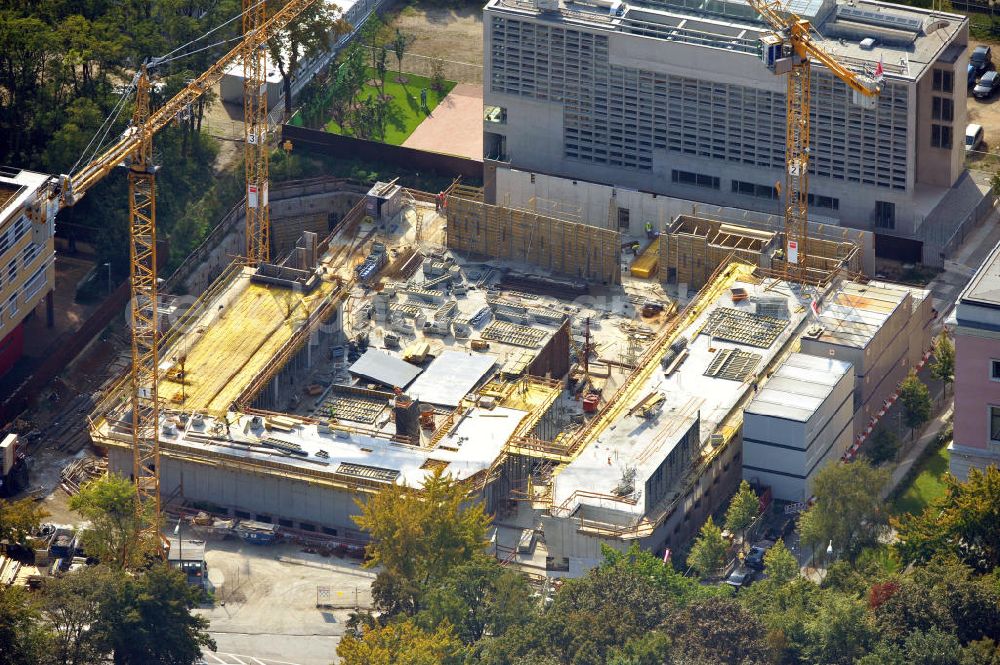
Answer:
658;215;859;289
446;189;621;285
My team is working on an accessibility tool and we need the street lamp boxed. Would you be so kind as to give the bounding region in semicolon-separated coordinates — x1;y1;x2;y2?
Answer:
103;262;112;295
173;517;183;574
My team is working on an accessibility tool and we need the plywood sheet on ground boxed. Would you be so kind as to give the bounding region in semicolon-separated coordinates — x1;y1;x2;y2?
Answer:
159;273;338;414
402;84;484;161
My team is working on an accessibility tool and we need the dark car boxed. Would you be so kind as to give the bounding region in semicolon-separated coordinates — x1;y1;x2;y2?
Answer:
972;45;993;76
725;568;756;591
974;71;1000;99
744;545;768;570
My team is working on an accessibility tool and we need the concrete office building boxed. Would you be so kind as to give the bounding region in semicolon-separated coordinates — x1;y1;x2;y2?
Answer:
742;353;854;501
949;240;1000;479
0;168;56;377
482;0;979;263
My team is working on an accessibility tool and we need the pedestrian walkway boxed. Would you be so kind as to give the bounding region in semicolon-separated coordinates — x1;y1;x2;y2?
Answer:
402;83;483;161
882;403;952;500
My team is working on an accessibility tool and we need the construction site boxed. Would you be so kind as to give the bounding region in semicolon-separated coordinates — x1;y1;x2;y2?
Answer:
75;174;929;570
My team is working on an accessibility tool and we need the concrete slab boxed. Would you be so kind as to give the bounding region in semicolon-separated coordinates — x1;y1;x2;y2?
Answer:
402;83;484;160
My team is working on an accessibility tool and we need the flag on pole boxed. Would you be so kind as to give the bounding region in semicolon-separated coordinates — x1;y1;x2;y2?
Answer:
874;58;884;82
810;299;821;317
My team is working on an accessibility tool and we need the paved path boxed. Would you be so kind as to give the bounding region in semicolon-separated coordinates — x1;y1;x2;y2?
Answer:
402;83;483;160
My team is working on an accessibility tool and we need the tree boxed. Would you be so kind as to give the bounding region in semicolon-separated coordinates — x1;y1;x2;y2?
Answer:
359;14;388;74
763;538;799;584
663;596;770;665
430;57;447;95
0;497;49;547
930;332;955;397
798;459;889;561
94;564;215;665
375;46;389;99
392;29;411;83
864;427;899;465
600;543;725;605
352;469;490;616
893;466;1000;571
42;566;113;665
336;619;463;665
899;370;932;439
800;590;875;664
0;585;48;665
725;479;759;551
688;517;728;577
267;2;348;116
416;554;534;644
69;474;157;570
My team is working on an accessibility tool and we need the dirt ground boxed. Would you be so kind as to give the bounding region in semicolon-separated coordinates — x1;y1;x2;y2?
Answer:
390;4;484;67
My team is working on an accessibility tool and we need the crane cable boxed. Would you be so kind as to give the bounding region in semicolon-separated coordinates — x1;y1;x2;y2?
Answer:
68;0;268;176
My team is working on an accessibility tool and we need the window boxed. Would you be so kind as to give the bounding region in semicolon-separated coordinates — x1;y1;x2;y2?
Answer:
618;207;630;229
933;69;954;93
932;124;953;149
808;193;840;210
671;169;720;190
875;201;896;230
932;97;954;122
5;260;15;283
991;406;1000;443
991;359;1000;381
731;180;778;200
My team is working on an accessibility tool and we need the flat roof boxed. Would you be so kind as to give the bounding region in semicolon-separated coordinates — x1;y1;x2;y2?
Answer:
350;349;423;390
150;405;527;486
553;276;811;517
811;281;909;349
960;240;1000;309
0;167;49;224
486;0;966;81
407;350;496;407
744;353;852;422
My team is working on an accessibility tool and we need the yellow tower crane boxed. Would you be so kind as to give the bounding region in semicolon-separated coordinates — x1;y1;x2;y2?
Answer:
47;0;322;544
748;0;880;282
244;0;271;266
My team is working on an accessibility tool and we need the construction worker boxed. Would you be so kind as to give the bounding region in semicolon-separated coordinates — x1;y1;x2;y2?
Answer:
435;192;444;212
645;221;654;239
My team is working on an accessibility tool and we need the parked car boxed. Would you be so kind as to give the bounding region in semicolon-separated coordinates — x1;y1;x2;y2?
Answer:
972;45;993;76
725;568;756;591
974;71;1000;99
744;545;768;570
966;123;985;152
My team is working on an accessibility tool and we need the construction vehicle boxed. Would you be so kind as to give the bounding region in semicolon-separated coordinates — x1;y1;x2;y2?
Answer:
26;0;324;552
750;0;880;281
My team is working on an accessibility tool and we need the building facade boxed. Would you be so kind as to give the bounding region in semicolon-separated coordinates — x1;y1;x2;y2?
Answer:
742;353;854;501
949;240;1000;479
482;0;975;262
0;168;56;377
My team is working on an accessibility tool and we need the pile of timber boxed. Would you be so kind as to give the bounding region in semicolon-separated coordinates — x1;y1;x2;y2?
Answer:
60;457;107;496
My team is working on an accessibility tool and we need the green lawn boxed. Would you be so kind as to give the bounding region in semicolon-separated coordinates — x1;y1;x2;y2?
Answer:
325;70;456;145
892;441;950;516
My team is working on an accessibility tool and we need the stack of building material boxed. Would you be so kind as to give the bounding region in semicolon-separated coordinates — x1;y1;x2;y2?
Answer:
59;457;107;496
0;555;22;586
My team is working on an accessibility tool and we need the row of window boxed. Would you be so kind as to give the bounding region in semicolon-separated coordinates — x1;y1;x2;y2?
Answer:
931;124;954;150
0;241;44;292
0;215;30;257
672;169;720;190
490;16;912;190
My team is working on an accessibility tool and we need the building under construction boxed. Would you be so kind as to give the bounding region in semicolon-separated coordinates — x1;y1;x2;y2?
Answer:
87;184;932;570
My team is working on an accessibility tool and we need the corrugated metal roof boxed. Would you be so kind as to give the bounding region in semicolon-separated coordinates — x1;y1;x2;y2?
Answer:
349;349;422;389
744;353;852;422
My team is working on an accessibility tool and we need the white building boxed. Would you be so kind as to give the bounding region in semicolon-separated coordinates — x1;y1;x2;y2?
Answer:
742;353;854;501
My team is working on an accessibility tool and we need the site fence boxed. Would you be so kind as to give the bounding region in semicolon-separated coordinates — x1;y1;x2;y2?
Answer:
359;46;483;84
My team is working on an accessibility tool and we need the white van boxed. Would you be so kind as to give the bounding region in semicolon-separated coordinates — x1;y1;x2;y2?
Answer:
966;123;985;152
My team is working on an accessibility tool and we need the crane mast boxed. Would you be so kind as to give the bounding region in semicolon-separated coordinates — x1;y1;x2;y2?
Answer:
127;66;162;539
751;1;879;282
244;0;271;266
